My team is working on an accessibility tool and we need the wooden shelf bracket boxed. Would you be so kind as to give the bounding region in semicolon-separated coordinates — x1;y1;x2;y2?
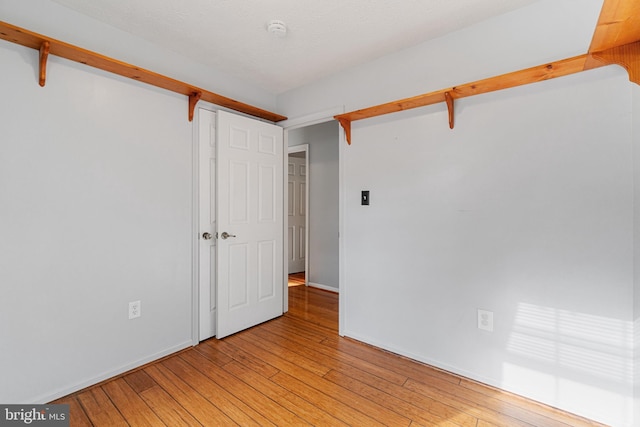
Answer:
444;92;454;129
188;91;202;122
0;21;287;123
337;118;352;145
587;41;640;85
39;41;50;87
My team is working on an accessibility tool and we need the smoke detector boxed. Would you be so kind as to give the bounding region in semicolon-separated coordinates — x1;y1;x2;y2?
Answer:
267;20;287;37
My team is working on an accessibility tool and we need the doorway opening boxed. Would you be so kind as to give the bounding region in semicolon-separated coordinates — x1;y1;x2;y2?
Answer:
285;120;340;298
287;145;309;288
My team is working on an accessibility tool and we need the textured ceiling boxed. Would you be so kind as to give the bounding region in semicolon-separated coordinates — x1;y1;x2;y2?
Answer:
51;0;541;94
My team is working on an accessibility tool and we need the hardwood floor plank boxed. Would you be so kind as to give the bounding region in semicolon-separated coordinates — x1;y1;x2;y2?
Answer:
123;369;157;394
175;350;303;426
236;327;333;376
281;311;339;336
189;338;234;367
322;335;463;386
226;333;412;426
53;396;92;427
162;353;277;427
458;378;605;427
223;332;322;378
224;360;351;427
258;320;409;385
223;333;394;426
404;378;555;427
102;378;165;426
138;385;203;427
199;337;280;378
406;376;585;427
76;387;129;427
144;364;238;426
323;369;472;427
327;363;479;427
264;315;330;343
287;287;339;330
271;370;396;427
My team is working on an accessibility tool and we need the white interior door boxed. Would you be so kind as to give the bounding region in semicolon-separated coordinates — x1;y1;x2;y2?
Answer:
288;155;306;274
216;110;284;339
198;109;217;341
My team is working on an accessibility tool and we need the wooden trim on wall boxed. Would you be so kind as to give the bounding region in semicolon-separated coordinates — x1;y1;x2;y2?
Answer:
0;21;287;123
588;41;640;85
334;0;640;144
588;0;640;53
335;55;603;144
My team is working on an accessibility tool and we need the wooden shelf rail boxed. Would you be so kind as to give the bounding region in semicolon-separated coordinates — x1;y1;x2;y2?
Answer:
335;0;640;144
335;55;603;144
584;0;640;84
0;21;287;123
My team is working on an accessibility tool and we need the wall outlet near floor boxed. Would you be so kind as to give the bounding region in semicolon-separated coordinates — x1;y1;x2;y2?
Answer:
129;300;141;319
477;309;493;332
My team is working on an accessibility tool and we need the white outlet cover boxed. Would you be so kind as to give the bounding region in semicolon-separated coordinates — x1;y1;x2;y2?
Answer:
129;300;141;319
477;309;493;332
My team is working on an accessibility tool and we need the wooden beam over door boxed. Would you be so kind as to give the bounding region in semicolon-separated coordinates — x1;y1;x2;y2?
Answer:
0;21;287;123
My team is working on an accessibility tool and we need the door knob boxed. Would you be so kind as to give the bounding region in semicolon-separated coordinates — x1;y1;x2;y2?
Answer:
202;232;213;240
220;232;236;239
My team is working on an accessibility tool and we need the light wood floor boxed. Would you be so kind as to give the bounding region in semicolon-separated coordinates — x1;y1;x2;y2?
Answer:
54;286;604;426
288;272;306;287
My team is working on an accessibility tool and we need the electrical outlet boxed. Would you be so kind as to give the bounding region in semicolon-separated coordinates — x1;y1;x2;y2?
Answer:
129;300;141;319
477;309;493;332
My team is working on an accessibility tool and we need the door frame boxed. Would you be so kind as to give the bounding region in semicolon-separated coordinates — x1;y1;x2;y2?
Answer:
286;144;309;283
192;105;346;343
191;106;209;344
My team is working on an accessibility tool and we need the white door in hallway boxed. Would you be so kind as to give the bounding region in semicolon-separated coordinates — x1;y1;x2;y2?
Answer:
216;110;284;339
198;108;217;341
288;155;306;274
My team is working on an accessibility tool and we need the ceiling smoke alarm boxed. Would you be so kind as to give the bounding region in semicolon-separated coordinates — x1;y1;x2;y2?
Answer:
267;20;287;37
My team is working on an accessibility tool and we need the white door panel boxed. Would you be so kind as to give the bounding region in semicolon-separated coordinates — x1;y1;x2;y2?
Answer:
288;156;306;273
216;110;284;339
198;109;217;341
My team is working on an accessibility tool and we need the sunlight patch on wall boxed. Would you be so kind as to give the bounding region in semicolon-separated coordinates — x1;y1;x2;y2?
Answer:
507;303;632;382
502;303;634;425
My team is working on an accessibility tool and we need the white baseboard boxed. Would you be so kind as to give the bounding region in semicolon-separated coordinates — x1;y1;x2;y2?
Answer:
35;340;193;404
308;282;339;293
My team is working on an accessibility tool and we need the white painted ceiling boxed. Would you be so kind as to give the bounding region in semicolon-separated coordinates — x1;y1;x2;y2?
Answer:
51;0;541;94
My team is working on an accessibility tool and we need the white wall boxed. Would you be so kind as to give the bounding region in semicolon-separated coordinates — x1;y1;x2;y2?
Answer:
2;1;637;424
278;1;637;425
0;0;287;403
288;122;340;290
342;67;634;426
277;0;603;118
0;39;194;402
0;0;277;112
